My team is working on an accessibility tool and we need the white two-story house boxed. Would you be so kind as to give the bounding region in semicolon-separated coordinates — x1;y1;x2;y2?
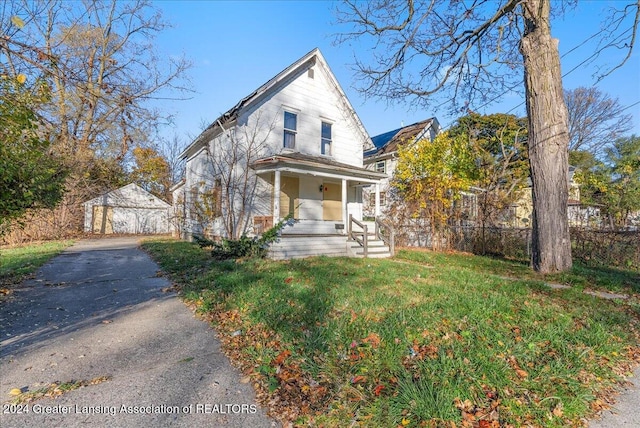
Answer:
176;48;388;258
362;118;441;217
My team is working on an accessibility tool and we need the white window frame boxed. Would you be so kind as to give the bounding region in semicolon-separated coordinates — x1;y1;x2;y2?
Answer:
284;111;297;149
379;191;387;207
321;121;332;155
375;160;386;173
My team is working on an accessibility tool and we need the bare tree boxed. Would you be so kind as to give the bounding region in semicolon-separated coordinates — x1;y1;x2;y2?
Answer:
336;0;639;273
1;0;191;162
0;0;191;240
565;87;633;155
158;133;187;187
189;113;275;240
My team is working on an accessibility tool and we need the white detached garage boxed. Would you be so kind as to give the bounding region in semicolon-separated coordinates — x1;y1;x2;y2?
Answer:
83;183;171;234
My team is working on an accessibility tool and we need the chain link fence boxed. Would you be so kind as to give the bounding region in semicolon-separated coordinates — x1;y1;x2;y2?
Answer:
396;224;639;270
570;228;639;270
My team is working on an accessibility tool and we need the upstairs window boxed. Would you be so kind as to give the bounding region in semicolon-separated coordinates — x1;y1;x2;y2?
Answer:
284;111;297;149
375;160;386;173
321;122;332;155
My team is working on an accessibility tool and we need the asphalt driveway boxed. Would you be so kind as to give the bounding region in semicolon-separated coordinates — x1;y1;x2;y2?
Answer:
0;237;275;427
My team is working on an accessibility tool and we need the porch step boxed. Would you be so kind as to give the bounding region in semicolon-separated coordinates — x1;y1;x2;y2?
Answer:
268;235;348;260
347;239;393;259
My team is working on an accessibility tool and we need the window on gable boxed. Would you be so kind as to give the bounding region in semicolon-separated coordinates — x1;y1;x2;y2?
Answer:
375;160;386;173
321;122;332;155
284;111;297;149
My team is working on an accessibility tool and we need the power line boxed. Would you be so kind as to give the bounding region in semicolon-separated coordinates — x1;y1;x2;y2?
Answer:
442;29;637;129
474;27;614;116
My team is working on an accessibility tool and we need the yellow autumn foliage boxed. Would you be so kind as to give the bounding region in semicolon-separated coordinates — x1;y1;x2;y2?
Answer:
392;131;476;248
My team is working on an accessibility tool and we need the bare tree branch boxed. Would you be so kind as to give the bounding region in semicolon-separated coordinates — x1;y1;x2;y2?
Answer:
333;0;640;272
189;112;276;239
594;1;639;81
565;87;634;155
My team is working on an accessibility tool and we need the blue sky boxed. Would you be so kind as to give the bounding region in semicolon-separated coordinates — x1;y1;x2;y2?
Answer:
153;0;640;143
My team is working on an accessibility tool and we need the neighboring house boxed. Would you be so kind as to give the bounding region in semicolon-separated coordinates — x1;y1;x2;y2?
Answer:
362;120;586;230
83;183;171;234
178;48;389;258
507;166;586;228
362;118;441;217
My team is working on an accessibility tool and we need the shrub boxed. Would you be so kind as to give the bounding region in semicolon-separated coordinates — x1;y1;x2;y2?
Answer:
192;234;216;248
209;214;295;260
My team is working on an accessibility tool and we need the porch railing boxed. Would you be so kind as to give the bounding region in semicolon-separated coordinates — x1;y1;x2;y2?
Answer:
375;217;395;256
348;214;369;257
348;215;396;257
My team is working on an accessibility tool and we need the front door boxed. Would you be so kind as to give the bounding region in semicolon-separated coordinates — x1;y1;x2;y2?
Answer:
322;183;342;221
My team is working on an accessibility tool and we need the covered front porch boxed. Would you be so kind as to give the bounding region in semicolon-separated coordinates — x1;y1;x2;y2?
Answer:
251;152;387;236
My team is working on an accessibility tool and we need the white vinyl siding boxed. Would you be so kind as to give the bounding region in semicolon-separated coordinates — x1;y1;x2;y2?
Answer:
239;62;365;166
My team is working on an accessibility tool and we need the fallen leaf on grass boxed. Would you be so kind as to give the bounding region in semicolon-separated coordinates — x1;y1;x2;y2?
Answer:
351;375;367;384
590;398;608;412
362;332;381;348
552;402;564;418
507;355;528;379
515;368;528;379
373;384;385;396
454;395;501;427
273;350;292;366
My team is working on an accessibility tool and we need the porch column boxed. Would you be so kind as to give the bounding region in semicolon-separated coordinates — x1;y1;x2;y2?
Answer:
273;170;281;222
341;179;347;227
375;183;381;217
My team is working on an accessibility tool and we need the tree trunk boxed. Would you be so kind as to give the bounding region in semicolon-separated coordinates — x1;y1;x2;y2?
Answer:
519;0;572;273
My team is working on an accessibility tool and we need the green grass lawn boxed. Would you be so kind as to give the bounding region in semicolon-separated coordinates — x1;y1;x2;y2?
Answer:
143;239;640;427
0;240;73;294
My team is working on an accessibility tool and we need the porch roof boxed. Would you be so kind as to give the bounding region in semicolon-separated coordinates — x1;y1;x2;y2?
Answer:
250;152;387;184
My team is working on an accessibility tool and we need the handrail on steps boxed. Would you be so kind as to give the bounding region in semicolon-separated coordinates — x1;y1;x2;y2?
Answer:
348;215;395;257
348;214;368;257
374;217;395;256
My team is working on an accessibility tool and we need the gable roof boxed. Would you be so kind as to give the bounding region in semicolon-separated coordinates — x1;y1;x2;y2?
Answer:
181;48;371;159
365;118;439;158
83;183;170;209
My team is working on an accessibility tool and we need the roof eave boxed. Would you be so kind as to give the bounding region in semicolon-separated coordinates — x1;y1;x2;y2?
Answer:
181;49;323;160
251;156;388;181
